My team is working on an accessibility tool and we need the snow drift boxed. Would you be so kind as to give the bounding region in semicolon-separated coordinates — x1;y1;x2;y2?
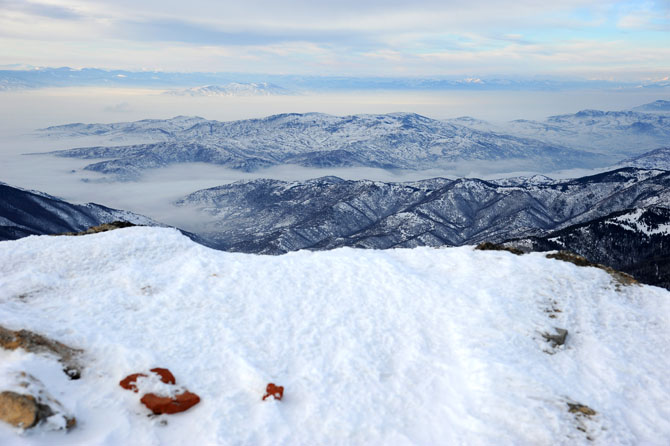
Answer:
0;227;669;445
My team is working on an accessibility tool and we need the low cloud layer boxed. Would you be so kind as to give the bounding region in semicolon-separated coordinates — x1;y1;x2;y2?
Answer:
0;87;663;232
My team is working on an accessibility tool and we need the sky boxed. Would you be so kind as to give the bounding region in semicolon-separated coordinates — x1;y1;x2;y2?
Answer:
0;0;669;80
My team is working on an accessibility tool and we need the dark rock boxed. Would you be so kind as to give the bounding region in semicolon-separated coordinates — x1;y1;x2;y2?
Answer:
63;367;81;380
543;328;568;346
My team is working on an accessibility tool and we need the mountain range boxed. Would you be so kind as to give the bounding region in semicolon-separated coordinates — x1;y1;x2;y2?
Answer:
163;83;292;97
41;112;604;179
3;67;666;91
449;107;670;155
174;167;670;255
631;100;670;112
3;166;670;289
34;101;670;181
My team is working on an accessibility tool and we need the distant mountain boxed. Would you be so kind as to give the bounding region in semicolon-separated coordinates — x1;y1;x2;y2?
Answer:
41;113;604;179
0;183;210;246
617;147;670;170
0;67;647;91
0;183;156;240
631;100;670;112
0;75;36;91
174;167;670;255
506;207;670;289
36;115;207;143
450;106;670;156
164;83;292;97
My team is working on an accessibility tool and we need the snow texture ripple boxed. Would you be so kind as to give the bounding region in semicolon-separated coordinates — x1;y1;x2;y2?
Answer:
1;227;669;445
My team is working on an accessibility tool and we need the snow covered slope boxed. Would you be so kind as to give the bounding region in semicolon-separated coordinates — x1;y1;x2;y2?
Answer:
1;227;669;445
41;113;603;179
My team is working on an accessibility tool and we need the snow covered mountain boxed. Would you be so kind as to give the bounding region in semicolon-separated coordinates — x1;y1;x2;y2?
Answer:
449;101;670;155
0;182;213;249
175;167;670;255
507;207;670;289
631;99;670;113
164;83;292;96
41;113;603;179
36;115;207;143
0;182;157;240
1;227;669;444
617;147;670;170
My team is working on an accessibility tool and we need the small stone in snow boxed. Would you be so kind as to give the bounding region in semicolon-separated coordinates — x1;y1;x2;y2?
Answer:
543;328;568;346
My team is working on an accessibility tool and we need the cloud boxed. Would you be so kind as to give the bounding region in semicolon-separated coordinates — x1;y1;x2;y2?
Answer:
0;0;83;20
617;11;669;31
0;0;668;80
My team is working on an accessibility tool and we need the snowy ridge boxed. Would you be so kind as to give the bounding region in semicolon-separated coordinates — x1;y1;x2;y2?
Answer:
35;116;208;143
1;227;669;444
40;113;603;178
0;183;157;240
175;168;670;254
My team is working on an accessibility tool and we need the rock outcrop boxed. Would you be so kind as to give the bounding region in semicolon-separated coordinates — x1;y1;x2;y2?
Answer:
0;325;82;379
0;373;76;431
0;391;42;428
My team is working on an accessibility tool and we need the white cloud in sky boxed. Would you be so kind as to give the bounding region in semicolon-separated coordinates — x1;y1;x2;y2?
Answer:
0;0;668;79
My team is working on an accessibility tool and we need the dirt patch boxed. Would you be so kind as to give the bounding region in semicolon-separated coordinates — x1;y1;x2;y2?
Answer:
57;221;137;236
474;242;524;255
546;251;638;287
568;403;597;417
0;325;82;379
567;402;598;441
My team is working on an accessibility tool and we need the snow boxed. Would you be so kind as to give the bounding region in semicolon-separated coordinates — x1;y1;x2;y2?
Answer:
1;227;670;445
610;208;670;236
